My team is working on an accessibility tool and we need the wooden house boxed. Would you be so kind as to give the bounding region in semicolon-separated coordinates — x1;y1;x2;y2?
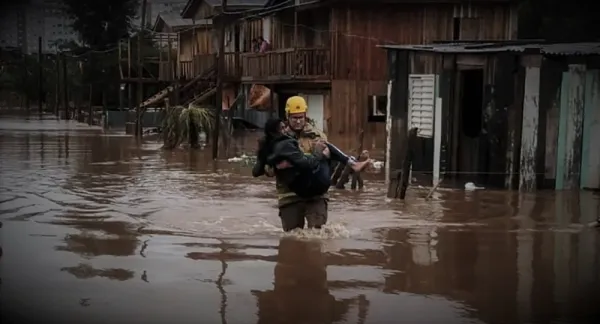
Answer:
180;0;270;81
153;13;195;33
152;13;195;81
237;0;519;154
174;18;213;81
381;41;600;192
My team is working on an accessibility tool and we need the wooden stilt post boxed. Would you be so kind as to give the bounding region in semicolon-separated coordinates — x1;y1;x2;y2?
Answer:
54;54;60;117
62;53;69;120
37;36;43;114
385;49;410;199
136;0;148;137
212;0;228;160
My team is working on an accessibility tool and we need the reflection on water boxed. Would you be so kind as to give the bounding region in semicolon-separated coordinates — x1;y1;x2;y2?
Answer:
0;114;599;324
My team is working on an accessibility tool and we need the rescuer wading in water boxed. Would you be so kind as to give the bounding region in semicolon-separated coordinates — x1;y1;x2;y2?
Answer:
252;96;369;231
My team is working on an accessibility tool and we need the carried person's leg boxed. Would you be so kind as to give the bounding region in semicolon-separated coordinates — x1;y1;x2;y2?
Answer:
324;142;370;173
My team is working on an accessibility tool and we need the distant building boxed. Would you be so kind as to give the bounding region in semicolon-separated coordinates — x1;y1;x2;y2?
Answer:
0;4;27;52
0;0;78;54
0;0;188;54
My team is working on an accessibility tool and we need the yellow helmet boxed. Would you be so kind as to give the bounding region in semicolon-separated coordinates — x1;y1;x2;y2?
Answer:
285;96;307;115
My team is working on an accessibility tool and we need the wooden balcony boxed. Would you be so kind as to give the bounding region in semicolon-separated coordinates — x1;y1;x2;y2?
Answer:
179;60;194;80
178;53;241;81
241;48;331;83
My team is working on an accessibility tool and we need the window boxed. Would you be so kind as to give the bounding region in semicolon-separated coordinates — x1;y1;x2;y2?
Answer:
408;74;436;138
367;95;387;123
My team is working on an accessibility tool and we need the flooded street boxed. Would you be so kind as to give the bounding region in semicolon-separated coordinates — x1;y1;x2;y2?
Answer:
1;114;599;324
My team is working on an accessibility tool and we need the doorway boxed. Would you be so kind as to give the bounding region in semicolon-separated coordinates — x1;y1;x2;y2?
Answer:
453;68;486;184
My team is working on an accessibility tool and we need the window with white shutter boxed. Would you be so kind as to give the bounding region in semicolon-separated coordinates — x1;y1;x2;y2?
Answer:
408;74;436;138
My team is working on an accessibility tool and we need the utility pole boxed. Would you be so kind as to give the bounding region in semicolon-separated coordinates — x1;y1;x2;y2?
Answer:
212;0;227;160
62;52;69;120
37;36;43;114
54;53;59;117
136;0;148;137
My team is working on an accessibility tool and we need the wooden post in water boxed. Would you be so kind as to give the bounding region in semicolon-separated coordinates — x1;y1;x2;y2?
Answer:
387;128;417;199
333;130;365;190
127;38;132;111
351;130;367;190
88;84;93;125
212;0;228;160
37;36;43;114
54;54;60;117
136;0;148;137
118;41;124;111
102;89;107;129
385;50;410;199
61;53;69;120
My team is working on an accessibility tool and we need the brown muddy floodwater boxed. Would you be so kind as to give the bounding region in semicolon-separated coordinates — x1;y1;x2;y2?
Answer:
1;114;599;324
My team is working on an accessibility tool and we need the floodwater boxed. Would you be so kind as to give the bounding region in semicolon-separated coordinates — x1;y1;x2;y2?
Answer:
1;114;599;324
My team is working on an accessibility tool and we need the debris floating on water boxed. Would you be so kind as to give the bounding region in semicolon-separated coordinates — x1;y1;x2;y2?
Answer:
227;154;256;165
371;160;384;170
464;182;485;191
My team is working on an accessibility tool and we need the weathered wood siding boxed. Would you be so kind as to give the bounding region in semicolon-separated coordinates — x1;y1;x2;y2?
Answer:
242;9;330;51
538;57;563;189
179;27;214;60
581;70;600;189
327;80;387;153
556;65;586;190
331;2;517;153
179;30;195;62
330;3;517;81
519;56;542;191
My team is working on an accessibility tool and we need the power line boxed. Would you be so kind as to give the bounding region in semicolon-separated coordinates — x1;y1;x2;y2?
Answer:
60;19;398;59
239;0;320;20
222;0;294;15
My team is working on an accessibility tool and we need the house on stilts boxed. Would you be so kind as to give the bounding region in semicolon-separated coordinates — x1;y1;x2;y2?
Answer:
134;0;521;153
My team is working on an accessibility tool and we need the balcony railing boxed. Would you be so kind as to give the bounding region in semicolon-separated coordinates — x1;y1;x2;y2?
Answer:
241;47;330;81
178;53;242;80
179;60;194;80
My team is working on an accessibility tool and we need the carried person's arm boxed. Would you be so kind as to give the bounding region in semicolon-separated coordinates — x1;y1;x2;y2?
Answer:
269;139;324;171
325;142;350;164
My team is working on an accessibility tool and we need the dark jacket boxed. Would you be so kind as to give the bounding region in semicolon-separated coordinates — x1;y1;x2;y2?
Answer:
253;123;329;207
253;134;324;175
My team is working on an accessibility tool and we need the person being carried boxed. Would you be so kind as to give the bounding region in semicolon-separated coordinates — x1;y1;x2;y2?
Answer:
253;118;369;198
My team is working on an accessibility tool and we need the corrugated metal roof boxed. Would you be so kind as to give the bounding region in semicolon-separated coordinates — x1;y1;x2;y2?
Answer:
378;41;600;56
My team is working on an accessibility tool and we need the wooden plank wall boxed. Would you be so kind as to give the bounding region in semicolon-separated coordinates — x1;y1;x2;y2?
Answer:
519;56;542;191
179;31;195;61
193;27;214;54
330;3;515;81
556;65;586;190
326;80;387;155
329;3;516;155
538;58;564;189
581;70;600;189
